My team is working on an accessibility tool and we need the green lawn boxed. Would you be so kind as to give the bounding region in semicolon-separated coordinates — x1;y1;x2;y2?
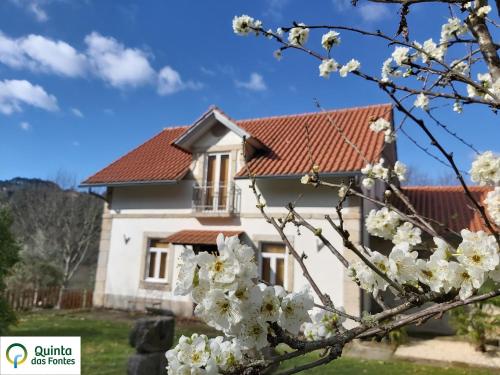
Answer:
8;310;496;375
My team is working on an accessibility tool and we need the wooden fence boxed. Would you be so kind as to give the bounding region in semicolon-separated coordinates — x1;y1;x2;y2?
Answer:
4;287;93;311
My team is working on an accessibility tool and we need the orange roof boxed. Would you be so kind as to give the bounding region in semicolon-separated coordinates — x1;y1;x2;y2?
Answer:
82;104;391;185
237;104;391;177
401;186;493;233
165;230;243;245
82;127;191;186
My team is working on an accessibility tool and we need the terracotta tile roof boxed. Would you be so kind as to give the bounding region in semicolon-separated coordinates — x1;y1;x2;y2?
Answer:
82;104;392;185
165;230;243;245
400;186;493;233
82;127;191;185
236;104;392;177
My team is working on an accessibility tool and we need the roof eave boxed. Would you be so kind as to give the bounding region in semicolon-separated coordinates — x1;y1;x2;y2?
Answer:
79;179;179;188
173;109;264;151
234;171;362;180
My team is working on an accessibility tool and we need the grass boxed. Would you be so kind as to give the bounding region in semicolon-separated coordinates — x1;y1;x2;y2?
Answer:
8;309;497;375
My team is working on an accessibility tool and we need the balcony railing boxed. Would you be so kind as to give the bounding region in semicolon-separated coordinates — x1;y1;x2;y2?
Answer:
192;183;241;216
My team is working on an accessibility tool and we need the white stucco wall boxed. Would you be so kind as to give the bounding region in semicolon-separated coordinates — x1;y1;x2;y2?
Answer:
97;119;366;320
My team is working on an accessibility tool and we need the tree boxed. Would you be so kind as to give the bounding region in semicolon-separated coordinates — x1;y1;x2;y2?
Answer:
165;2;499;374
7;178;102;308
0;206;20;335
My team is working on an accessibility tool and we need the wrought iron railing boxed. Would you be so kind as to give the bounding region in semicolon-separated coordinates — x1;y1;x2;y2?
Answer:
192;183;241;214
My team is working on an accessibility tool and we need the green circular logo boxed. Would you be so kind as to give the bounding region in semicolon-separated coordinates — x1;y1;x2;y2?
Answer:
6;343;28;368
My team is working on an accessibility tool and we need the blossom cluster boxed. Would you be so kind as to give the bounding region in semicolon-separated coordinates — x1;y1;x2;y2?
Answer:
352;206;499;300
361;158;407;189
170;234;314;374
369;117;395;143
166;334;242;375
303;308;346;341
485;187;500;226
470;151;500;186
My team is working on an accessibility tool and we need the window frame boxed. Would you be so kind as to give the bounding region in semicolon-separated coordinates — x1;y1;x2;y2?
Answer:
144;239;170;284
259;242;288;289
203;152;231;211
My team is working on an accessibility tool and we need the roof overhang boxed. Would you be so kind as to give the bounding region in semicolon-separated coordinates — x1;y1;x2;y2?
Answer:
165;230;244;245
234;171;362;180
173;108;264;151
79;179;179;188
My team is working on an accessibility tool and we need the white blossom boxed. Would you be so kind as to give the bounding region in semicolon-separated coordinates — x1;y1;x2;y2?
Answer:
450;60;469;76
339;59;360;77
414;93;429;110
417;39;445;63
470;151;500;186
321;30;341;50
369;117;395;143
278;288;314;335
362;177;375;189
394;161;407;181
237;318;269;350
453;101;463;113
457;229;499;273
476;5;491;17
288;23;309;46
392;46;410;66
348;256;388;296
484;187;500;226
430;237;453;262
440;17;468;43
319;58;338;78
259;284;281;322
393;222;422;246
417;258;447;292
232;15;262;36
366;207;401;240
388;243;418;284
303;308;345;340
174;247;199;296
447;261;485;300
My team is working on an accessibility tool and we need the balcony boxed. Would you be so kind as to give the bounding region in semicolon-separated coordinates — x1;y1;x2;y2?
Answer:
192;183;241;217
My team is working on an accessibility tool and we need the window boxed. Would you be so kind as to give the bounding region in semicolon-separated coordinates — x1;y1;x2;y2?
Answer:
205;153;230;210
145;239;170;282
260;243;287;287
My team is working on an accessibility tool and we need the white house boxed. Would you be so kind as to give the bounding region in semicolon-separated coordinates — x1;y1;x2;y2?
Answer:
81;104;490;324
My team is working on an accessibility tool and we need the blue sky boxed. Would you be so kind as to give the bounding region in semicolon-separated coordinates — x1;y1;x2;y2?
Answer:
0;0;498;184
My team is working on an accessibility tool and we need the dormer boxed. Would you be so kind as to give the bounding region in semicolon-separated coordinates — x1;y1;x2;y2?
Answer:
173;107;265;217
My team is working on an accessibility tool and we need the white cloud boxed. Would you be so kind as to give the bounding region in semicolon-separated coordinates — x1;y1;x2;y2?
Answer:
333;1;391;22
9;0;50;22
20;121;31;131
85;32;156;88
71;107;83;118
332;0;352;12
0;30;202;97
235;73;267;91
157;66;203;95
0;79;58;114
264;0;289;21
358;3;390;22
200;66;215;76
0;32;87;77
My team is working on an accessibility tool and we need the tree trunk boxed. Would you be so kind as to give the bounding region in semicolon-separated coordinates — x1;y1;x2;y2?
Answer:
56;259;71;309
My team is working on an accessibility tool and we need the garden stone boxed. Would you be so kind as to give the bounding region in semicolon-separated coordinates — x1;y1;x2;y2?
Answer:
127;352;168;375
129;317;175;353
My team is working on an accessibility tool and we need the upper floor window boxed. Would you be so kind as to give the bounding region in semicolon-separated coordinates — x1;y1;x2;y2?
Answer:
145;239;170;283
260;242;287;288
205;153;230;210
